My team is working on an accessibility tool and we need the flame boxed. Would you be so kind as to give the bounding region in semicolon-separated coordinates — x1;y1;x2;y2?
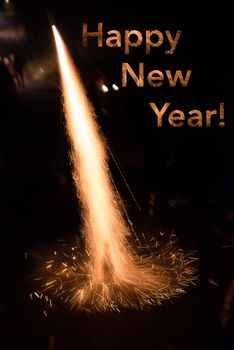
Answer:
34;26;197;312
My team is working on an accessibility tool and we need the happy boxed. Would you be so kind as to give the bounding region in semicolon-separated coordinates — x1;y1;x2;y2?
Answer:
83;23;182;55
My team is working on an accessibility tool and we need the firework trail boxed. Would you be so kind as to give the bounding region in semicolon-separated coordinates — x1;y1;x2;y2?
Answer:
34;26;197;312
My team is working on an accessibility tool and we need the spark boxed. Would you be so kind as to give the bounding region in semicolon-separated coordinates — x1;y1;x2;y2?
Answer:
33;26;197;312
45;280;57;287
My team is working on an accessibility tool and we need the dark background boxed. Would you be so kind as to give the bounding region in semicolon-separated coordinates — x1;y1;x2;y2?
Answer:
0;1;233;349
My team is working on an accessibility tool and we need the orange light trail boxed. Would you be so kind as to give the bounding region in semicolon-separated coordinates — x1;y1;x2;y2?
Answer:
52;25;140;283
34;26;197;312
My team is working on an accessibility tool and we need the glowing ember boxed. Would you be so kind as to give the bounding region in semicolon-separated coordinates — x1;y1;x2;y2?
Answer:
34;26;197;312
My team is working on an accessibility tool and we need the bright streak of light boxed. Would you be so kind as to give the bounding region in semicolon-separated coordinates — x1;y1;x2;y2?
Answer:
34;26;197;312
112;83;119;91
52;24;136;282
101;84;109;93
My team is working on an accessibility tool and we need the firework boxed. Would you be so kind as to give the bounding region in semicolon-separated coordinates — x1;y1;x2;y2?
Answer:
33;26;197;312
35;234;197;312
